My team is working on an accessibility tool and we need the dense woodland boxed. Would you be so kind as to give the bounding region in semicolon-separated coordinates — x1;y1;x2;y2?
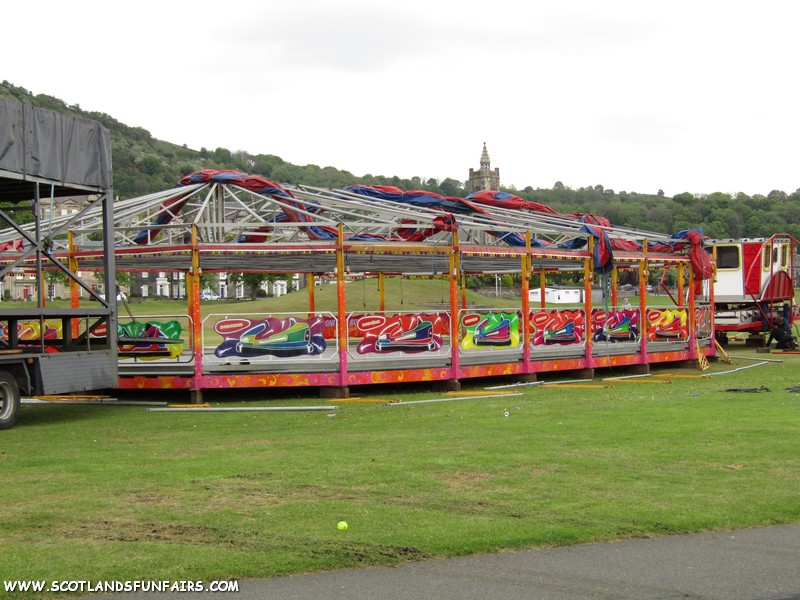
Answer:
3;81;799;241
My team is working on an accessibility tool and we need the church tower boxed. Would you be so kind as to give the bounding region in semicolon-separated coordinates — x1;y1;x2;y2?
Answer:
467;142;500;193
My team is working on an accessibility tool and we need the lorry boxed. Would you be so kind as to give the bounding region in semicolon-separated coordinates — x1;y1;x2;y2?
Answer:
0;98;118;429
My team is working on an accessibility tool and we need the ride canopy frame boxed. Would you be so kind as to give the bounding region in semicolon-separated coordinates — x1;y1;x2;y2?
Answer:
0;169;715;400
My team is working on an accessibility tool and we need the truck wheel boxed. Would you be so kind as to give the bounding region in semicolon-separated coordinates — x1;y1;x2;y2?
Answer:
0;371;21;430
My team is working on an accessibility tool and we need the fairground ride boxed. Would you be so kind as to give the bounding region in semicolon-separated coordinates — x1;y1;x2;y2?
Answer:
0;169;716;403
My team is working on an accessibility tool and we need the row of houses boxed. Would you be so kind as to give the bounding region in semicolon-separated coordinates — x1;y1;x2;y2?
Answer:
0;271;300;302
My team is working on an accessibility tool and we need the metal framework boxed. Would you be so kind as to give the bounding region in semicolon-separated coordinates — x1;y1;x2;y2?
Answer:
0;179;681;259
0;98;118;399
0;172;715;401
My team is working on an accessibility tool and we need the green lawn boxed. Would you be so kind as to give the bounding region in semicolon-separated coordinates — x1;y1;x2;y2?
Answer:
1;348;799;595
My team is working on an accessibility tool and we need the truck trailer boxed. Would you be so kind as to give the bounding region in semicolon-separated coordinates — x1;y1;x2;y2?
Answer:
0;98;118;429
708;235;796;345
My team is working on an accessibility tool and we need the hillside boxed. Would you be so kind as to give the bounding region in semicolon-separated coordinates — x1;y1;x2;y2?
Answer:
2;81;799;241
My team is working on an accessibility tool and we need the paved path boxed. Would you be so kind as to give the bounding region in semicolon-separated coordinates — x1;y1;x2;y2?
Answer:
95;525;800;600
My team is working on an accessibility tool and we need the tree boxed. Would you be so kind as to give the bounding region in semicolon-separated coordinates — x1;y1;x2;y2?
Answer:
140;154;161;176
706;192;732;206
213;147;232;163
672;192;695;206
229;273;270;300
648;206;675;232
767;189;788;201
439;178;463;197
93;271;134;288
199;272;218;293
703;219;730;239
661;268;677;288
745;215;766;236
44;269;69;299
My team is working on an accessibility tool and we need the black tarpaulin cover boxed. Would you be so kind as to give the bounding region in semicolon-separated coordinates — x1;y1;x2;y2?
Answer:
0;97;112;200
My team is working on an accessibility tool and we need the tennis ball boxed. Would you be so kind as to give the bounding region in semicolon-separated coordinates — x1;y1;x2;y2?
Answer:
337;521;348;531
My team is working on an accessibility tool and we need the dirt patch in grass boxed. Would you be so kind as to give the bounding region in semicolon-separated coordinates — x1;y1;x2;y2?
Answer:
293;483;374;502
118;480;284;513
54;519;431;568
58;519;222;544
187;474;289;507
57;519;264;548
127;491;188;510
206;439;280;450
308;540;430;565
441;469;494;492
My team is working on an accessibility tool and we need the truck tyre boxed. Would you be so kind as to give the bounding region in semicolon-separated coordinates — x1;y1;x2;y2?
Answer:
0;371;21;430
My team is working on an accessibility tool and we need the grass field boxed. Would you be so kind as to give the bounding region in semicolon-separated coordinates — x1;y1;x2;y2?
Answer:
25;278;682;317
2;346;799;595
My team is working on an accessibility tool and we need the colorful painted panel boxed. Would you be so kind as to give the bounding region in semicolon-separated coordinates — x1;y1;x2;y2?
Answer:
0;320;63;342
531;310;585;346
355;313;445;354
213;316;326;358
325;313;451;340
591;309;640;342
92;321;184;359
120;321;183;359
646;308;689;341
460;312;520;351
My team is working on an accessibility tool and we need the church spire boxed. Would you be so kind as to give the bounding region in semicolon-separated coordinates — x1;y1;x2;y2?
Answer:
466;142;500;193
480;142;491;168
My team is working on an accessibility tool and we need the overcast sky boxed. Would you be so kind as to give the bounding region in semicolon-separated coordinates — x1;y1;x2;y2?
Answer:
5;0;798;197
